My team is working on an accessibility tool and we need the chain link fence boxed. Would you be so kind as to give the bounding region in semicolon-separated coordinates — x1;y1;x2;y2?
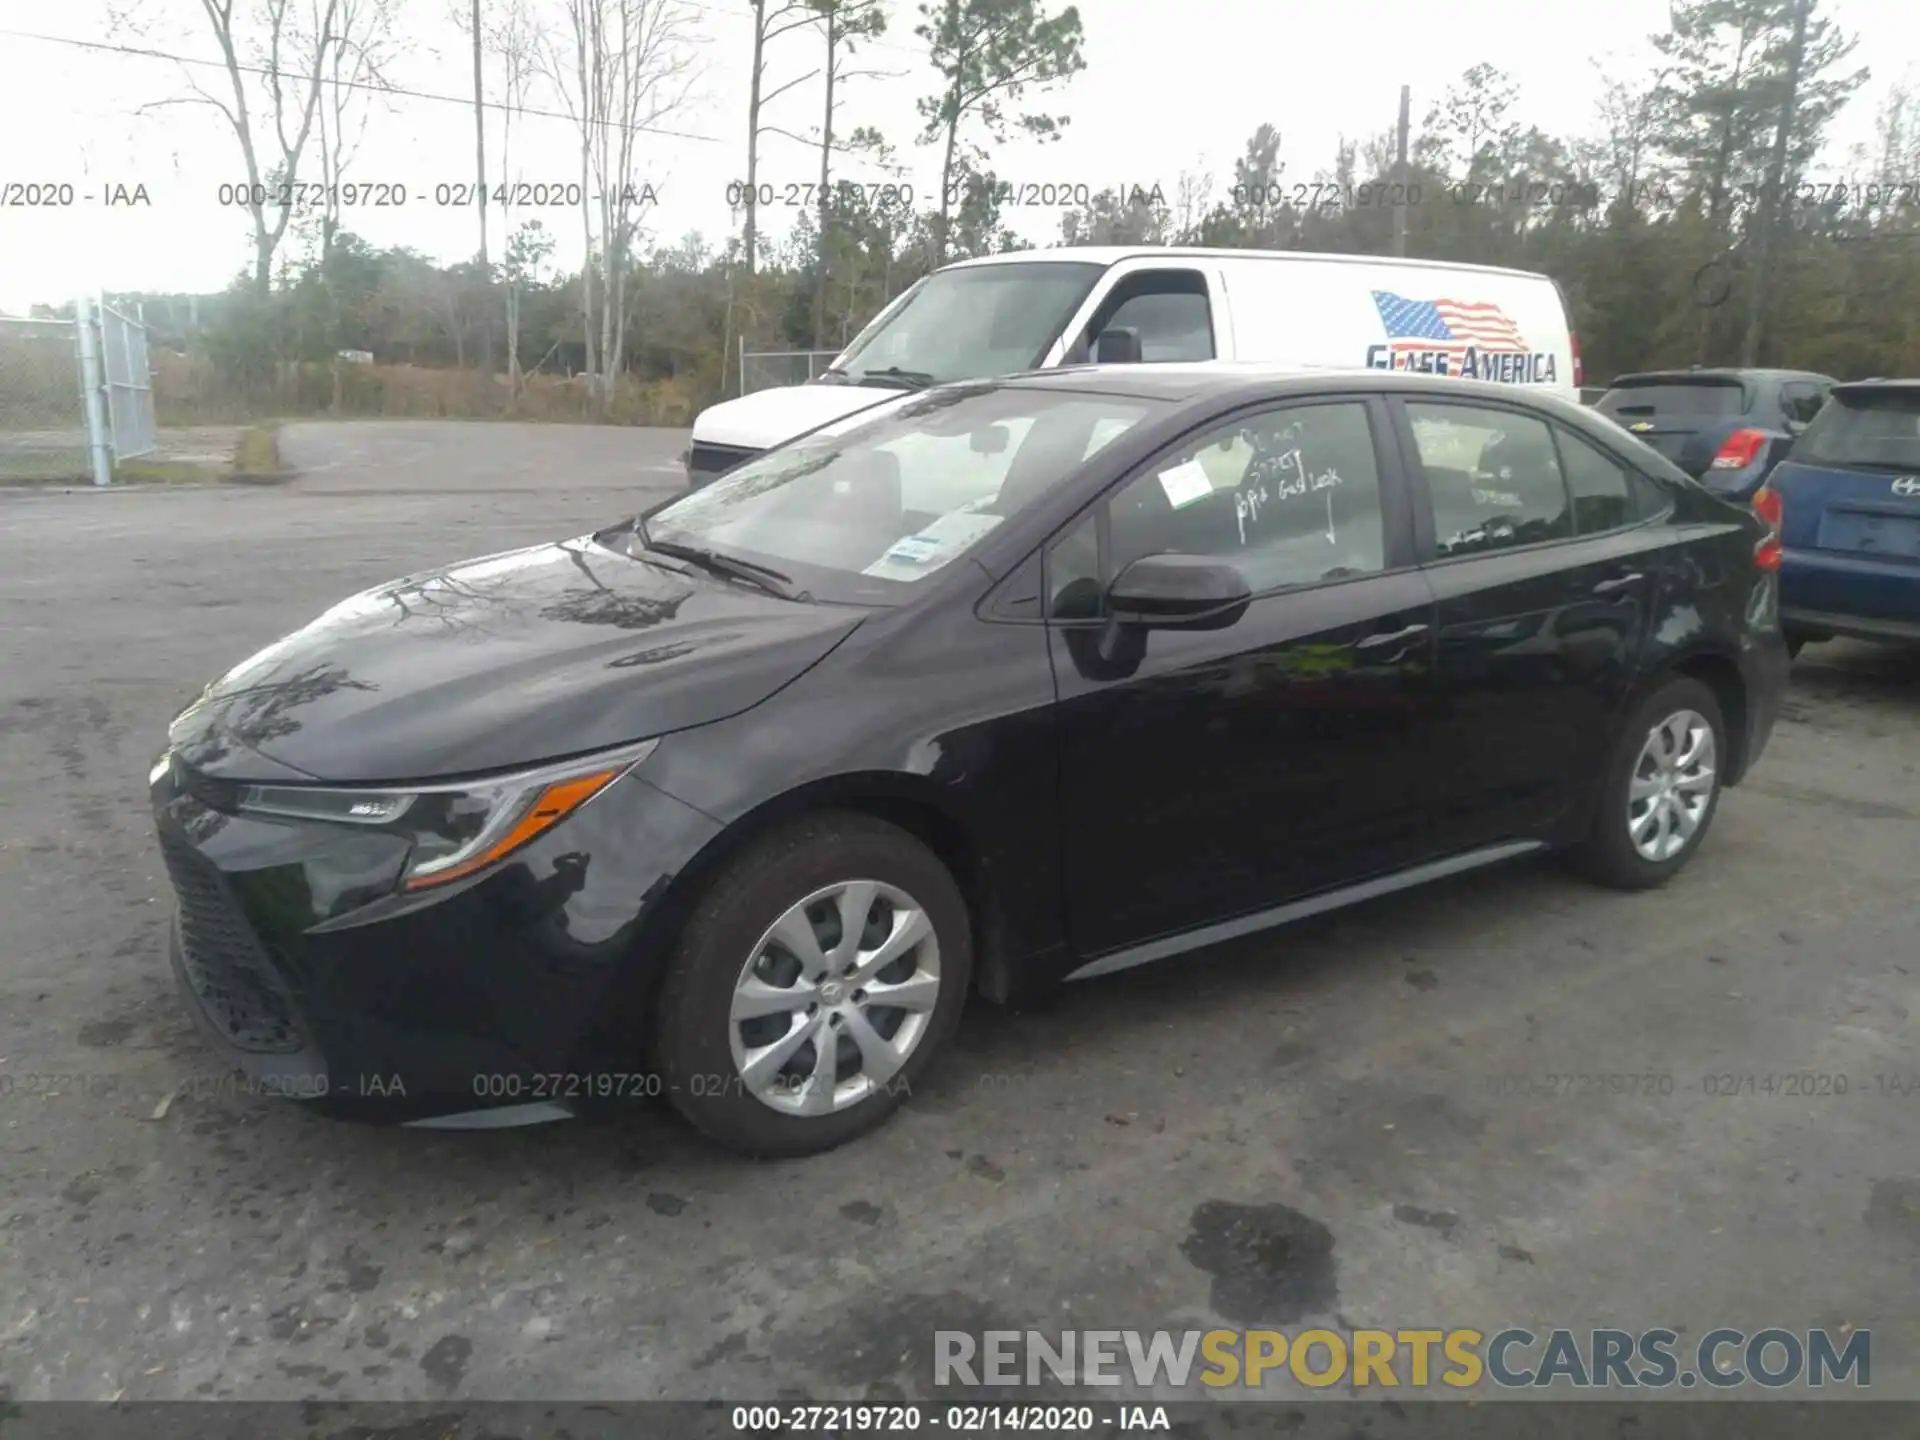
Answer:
739;348;841;395
0;302;157;481
101;302;157;459
0;317;88;481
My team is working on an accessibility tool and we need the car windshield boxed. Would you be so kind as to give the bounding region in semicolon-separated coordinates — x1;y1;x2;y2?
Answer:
830;262;1105;387
636;383;1163;605
1598;379;1749;420
1791;390;1920;472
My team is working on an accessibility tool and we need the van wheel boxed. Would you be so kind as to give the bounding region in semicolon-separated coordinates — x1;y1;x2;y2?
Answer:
1569;677;1727;891
652;813;971;1157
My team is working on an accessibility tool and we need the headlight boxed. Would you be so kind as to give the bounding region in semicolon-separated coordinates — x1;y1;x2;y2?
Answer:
234;738;659;892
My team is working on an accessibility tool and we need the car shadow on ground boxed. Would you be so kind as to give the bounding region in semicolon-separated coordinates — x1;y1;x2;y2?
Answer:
147;645;1920;1199
188;851;1594;1193
1785;638;1920;709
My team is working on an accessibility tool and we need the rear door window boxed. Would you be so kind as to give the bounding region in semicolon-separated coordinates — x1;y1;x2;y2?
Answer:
1553;427;1637;534
1406;402;1572;556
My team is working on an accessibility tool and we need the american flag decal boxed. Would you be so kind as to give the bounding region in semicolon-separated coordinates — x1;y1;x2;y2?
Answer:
1371;291;1530;356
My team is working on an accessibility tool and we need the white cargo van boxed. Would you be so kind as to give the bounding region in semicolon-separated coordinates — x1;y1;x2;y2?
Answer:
684;245;1582;484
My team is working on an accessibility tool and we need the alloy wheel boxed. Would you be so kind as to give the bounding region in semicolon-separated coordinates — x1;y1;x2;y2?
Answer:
1626;709;1717;863
727;879;942;1116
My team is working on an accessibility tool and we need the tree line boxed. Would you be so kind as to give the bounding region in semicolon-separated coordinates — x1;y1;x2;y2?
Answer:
108;0;1920;417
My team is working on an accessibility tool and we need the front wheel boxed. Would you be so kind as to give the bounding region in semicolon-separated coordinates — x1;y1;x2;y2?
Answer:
651;812;971;1157
1569;677;1727;891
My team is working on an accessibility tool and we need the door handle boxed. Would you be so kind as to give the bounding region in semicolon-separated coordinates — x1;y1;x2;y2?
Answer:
1591;572;1644;597
1356;622;1430;650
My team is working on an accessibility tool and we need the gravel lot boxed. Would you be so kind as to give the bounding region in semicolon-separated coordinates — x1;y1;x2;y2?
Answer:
1;420;1917;1405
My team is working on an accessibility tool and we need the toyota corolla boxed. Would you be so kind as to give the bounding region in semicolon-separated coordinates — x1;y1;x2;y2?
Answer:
151;367;1788;1156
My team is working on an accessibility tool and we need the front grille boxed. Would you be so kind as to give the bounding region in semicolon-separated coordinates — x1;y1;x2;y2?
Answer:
158;830;305;1053
687;441;762;485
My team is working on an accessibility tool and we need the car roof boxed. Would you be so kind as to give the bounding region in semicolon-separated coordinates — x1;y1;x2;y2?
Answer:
991;362;1588;412
936;245;1553;284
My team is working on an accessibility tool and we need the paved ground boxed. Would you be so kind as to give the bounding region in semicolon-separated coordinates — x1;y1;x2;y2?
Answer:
1;420;1917;1405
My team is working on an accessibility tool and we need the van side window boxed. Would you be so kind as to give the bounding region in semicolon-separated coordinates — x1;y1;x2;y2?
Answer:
1076;270;1214;363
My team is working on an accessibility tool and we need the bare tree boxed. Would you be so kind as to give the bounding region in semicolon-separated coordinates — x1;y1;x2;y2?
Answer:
1592;58;1672;221
1171;166;1214;244
807;0;892;348
549;0;698;408
502;220;555;401
314;0;399;266
741;0;824;275
132;0;345;296
472;0;492;377
485;0;544;389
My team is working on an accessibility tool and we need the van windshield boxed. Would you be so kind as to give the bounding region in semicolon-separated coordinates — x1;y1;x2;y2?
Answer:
829;262;1104;389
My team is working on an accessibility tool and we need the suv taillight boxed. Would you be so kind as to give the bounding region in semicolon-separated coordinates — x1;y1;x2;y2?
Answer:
1752;484;1783;570
1711;428;1771;470
1569;332;1583;389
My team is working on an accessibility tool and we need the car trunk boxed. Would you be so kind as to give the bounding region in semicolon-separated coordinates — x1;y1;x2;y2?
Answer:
1597;376;1752;477
1773;386;1920;562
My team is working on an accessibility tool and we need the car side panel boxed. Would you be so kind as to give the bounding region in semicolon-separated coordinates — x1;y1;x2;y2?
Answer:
1624;514;1785;786
636;582;1071;998
1416;527;1666;845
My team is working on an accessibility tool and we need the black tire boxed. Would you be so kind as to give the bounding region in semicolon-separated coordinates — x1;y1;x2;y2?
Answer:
651;811;971;1157
1569;676;1728;891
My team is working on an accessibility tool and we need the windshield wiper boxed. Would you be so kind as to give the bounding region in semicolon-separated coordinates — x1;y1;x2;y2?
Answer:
854;366;938;390
635;525;808;601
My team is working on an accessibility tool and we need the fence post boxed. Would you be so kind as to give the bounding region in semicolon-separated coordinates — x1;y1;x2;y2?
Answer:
74;293;113;487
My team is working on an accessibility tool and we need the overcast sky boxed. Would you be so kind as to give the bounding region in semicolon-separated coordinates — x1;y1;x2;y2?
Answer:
0;0;1914;315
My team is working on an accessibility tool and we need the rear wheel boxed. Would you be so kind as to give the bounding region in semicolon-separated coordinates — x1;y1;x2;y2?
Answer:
652;812;971;1157
1570;676;1727;890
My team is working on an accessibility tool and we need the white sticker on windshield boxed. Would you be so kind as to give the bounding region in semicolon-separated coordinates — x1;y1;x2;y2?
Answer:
862;510;1004;582
1157;459;1214;509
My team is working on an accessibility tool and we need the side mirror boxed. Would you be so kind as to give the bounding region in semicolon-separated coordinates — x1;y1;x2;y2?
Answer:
1093;327;1143;364
1107;553;1250;630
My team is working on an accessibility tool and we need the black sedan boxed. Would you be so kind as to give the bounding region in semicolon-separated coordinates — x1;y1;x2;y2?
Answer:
151;367;1789;1156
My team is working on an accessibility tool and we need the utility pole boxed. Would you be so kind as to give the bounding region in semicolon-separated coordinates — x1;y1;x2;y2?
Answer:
472;0;494;378
1742;0;1812;367
1393;85;1411;257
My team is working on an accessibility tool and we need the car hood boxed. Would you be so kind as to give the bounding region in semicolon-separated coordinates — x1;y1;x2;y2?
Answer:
169;534;868;784
691;382;898;450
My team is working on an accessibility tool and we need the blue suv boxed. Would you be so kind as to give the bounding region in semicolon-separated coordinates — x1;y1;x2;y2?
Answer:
1761;379;1920;654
